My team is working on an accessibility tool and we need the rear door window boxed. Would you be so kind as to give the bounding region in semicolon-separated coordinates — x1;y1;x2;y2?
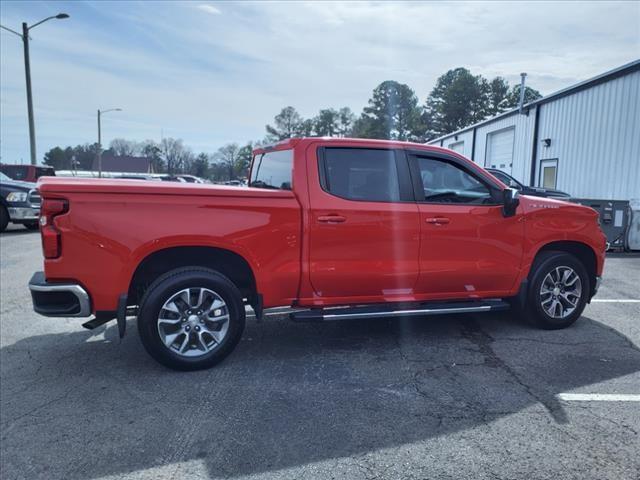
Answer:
250;149;293;190
320;148;401;202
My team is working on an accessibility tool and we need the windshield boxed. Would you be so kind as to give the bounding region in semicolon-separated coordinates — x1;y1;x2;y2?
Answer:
35;167;55;179
1;165;28;180
491;170;522;188
0;172;11;182
250;149;293;190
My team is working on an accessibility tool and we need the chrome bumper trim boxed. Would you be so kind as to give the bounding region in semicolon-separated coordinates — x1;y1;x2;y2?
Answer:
29;282;91;317
8;206;39;221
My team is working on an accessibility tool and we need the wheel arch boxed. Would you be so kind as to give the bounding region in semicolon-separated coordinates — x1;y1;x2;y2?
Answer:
128;246;258;307
531;240;598;298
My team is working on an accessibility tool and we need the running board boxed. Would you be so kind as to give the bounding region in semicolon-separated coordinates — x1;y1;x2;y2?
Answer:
289;300;509;322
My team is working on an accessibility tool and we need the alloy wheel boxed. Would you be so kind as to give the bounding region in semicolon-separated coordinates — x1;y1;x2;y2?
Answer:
157;287;230;357
539;266;582;319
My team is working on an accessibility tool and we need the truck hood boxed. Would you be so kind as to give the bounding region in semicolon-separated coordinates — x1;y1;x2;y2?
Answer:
1;179;37;191
37;177;294;199
523;185;571;198
519;194;598;219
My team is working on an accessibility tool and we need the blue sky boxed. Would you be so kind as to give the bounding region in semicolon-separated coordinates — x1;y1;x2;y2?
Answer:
1;0;639;163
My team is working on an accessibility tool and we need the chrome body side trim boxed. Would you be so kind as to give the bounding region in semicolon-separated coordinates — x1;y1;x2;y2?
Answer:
29;282;91;317
321;305;493;320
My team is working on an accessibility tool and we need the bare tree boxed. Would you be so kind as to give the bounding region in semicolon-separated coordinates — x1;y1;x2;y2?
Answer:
214;143;241;180
160;138;192;175
109;138;140;156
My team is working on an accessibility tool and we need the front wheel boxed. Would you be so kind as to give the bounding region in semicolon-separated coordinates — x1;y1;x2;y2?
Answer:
525;252;589;329
137;267;245;370
0;206;9;232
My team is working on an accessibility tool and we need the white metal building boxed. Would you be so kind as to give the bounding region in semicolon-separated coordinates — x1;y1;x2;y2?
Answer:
428;60;640;201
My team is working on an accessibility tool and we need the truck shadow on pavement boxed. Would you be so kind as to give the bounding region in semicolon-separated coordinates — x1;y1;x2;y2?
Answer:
1;312;639;479
0;228;37;236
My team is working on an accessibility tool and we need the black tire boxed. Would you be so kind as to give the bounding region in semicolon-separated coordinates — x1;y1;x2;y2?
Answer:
137;267;245;371
525;251;589;329
0;206;9;232
24;222;40;231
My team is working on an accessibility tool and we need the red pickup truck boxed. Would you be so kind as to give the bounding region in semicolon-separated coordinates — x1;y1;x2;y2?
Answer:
29;138;606;370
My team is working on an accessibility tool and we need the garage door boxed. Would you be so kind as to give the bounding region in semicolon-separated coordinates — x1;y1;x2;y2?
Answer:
448;141;464;154
485;127;514;174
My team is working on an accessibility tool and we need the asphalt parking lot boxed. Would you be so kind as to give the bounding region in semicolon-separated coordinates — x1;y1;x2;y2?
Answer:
1;225;639;480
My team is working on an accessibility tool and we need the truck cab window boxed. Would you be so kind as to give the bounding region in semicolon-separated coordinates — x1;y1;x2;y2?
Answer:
250;149;293;190
322;148;400;202
416;157;493;204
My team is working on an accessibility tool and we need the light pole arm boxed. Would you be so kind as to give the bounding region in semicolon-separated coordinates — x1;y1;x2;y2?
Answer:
27;16;58;31
0;24;23;38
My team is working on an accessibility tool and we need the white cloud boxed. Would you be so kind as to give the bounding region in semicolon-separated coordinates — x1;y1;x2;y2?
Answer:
0;0;638;163
196;3;221;16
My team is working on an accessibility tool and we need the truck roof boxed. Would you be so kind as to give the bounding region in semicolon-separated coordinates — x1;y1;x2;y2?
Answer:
253;137;449;155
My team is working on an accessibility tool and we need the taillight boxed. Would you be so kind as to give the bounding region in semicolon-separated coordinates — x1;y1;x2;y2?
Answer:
40;198;68;259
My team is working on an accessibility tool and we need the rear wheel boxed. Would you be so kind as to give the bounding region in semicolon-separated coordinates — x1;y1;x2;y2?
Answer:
137;267;245;370
525;251;589;329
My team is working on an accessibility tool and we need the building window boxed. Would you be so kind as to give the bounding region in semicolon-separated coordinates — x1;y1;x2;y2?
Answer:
539;159;558;189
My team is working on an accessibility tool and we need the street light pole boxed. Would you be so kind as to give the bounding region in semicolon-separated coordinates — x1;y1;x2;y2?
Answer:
0;13;69;165
97;110;102;178
96;108;122;178
22;22;37;166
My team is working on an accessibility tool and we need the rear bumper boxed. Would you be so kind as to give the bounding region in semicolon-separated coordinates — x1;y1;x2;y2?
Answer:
29;271;91;317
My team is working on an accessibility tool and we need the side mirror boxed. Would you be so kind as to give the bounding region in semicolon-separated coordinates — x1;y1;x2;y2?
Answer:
502;188;520;217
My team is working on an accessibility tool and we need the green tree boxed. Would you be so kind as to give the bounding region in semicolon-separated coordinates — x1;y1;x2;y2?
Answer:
503;84;543;109
486;77;510;116
425;68;490;136
265;106;304;141
313;109;339;136
43;146;74;170
189;153;210;178
336;107;355;137
72;143;98;170
353;80;424;141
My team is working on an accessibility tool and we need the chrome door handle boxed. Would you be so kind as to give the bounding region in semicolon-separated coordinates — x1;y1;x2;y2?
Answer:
318;215;346;223
425;217;450;225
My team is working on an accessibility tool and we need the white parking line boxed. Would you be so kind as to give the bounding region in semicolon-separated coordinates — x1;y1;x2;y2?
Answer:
558;393;640;402
591;299;640;303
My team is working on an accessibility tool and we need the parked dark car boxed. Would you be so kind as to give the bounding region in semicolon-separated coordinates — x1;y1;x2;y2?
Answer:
486;168;571;199
0;164;55;183
0;172;40;232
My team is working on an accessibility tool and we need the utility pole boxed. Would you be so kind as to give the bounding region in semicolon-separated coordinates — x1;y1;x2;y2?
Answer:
96;108;122;178
1;14;70;165
97;110;102;178
22;22;37;165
